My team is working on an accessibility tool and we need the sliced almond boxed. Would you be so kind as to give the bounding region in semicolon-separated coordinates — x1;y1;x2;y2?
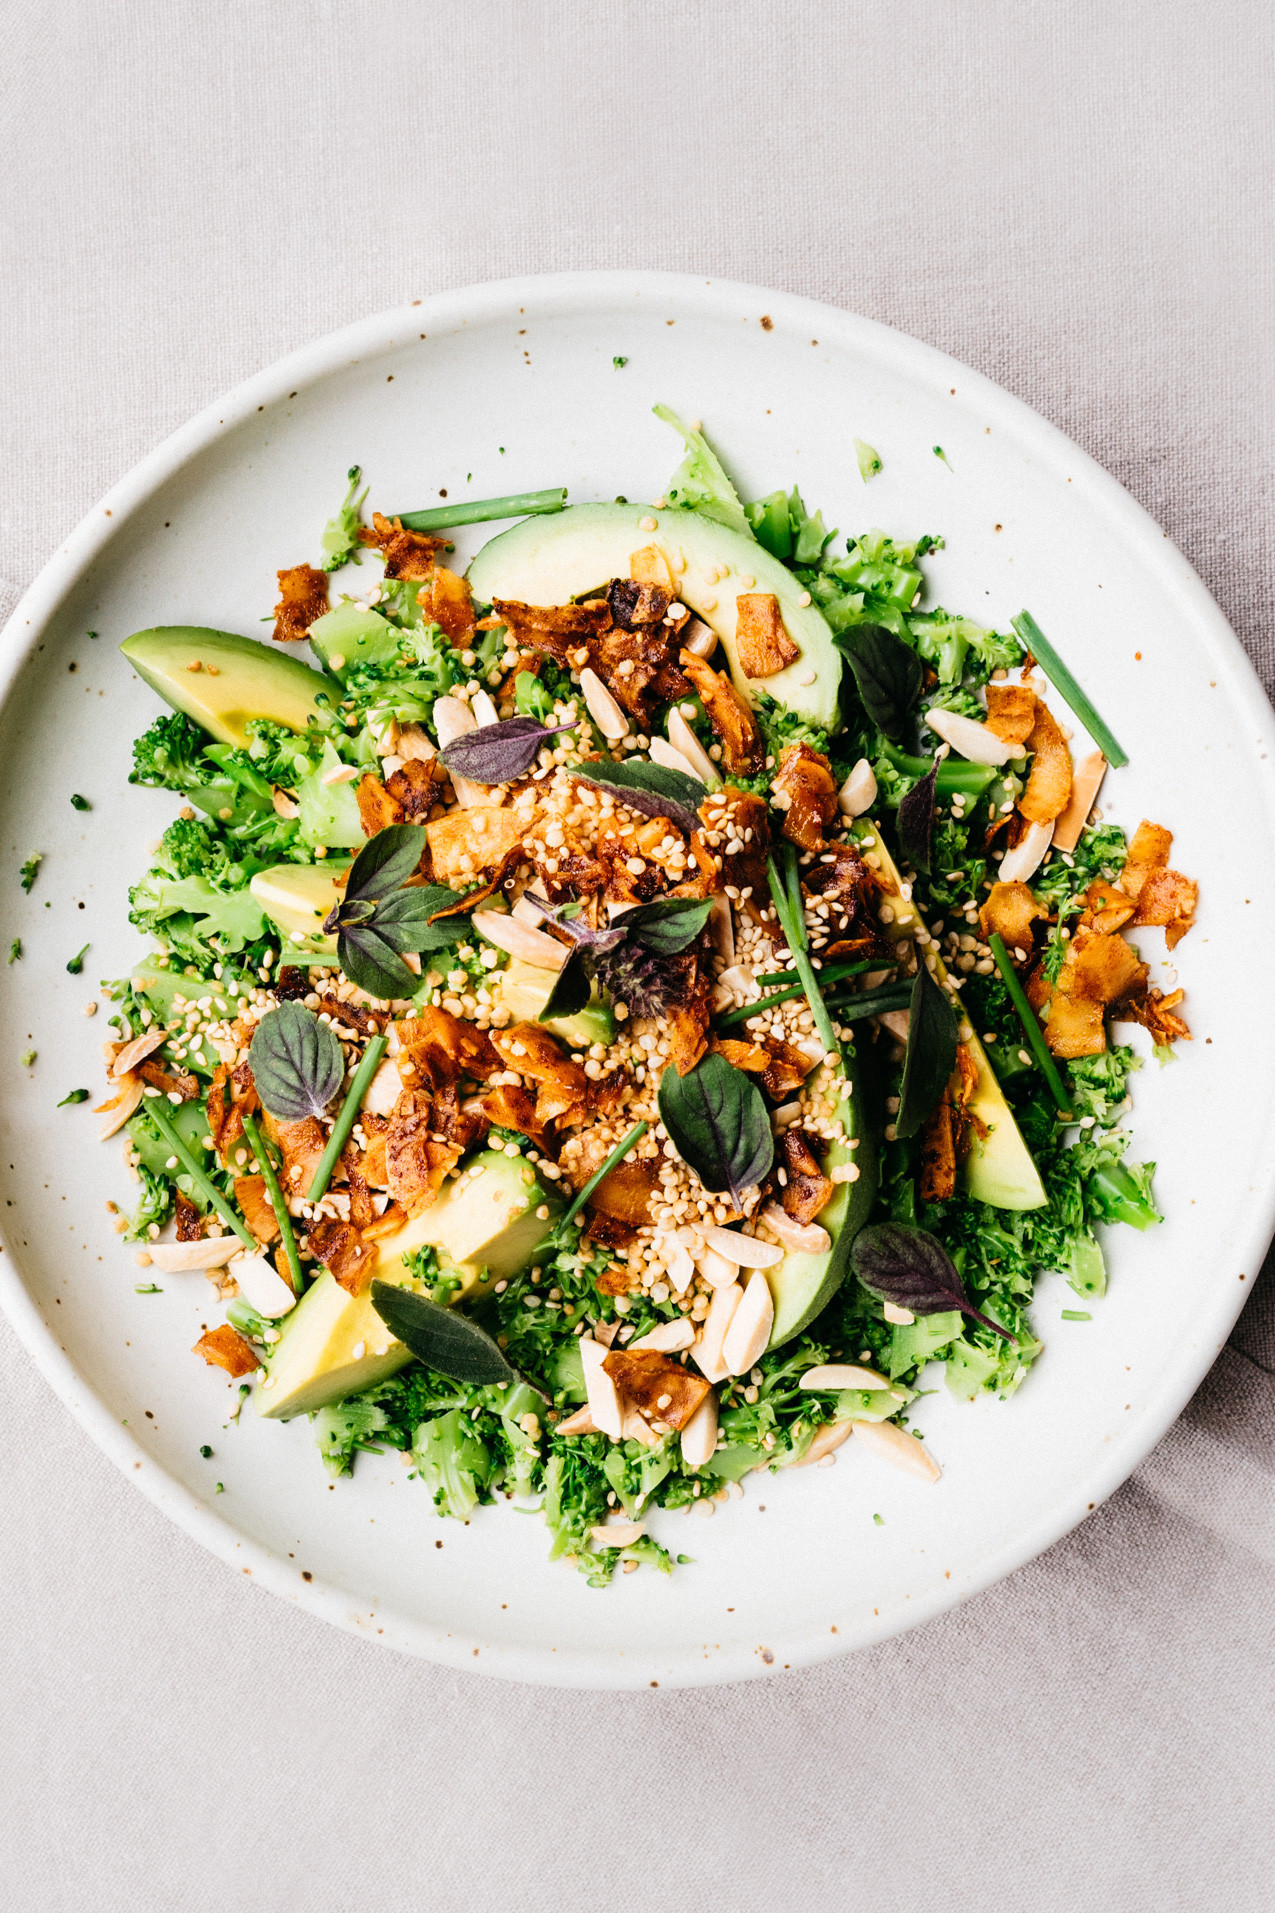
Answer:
791;1419;854;1467
838;758;878;817
660;1234;697;1294
554;1404;598;1437
878;1009;911;1044
667;708;719;785
360;1057;403;1117
1051;750;1108;852
111;1027;171;1078
630;1318;696;1353
998;818;1053;884
230;1251;297;1318
589;1519;646;1548
758;1202;831;1256
883;1301;915;1325
799;1363;890;1391
432;696;477;748
702;1225;783;1269
648;735;698;779
692;1282;743;1383
680;1389;719;1469
147;1238;243;1273
695;1246;739;1290
579;667;629;742
621;1403;661;1448
717;962;755;998
925;708;1013;766
473;910;568;971
851;1418;941;1481
721;1270;775;1376
579;1335;624;1438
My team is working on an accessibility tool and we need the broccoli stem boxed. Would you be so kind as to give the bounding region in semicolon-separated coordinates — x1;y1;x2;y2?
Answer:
241;1112;304;1295
145;1100;256;1250
987;933;1073;1118
394;488;568;533
556;1120;648;1235
306;1035;389;1204
880;743;997;797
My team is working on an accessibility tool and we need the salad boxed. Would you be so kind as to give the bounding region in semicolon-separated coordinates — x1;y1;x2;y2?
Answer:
89;411;1197;1584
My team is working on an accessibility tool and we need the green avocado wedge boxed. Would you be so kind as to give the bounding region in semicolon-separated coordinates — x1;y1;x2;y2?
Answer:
764;1040;882;1352
465;502;842;732
121;627;336;747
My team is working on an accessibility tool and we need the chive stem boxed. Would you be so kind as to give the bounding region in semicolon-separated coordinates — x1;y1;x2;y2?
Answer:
987;934;1073;1117
394;488;568;534
1012;610;1128;768
306;1034;389;1203
241;1112;304;1295
557;1119;649;1234
145;1100;256;1250
766;848;841;1058
824;983;913;1022
753;959;878;988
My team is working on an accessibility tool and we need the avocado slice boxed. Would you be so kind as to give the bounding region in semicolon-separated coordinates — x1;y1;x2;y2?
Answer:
249;863;344;962
466;503;842;732
765;1039;881;1351
850;817;1047;1212
494;957;615;1048
258;1149;561;1418
121;627;335;747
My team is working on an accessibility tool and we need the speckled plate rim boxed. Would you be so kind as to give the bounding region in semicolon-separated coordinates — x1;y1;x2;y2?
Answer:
2;270;1273;1689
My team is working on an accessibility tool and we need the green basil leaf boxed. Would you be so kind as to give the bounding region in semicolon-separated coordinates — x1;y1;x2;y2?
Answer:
613;896;713;955
248;1001;345;1123
897;760;938;874
657;1052;774;1208
370;1282;525;1385
343;823;426;905
852;1221;1015;1340
570;759;706;834
835;624;923;741
537;946;593;1022
896;961;959;1140
337;923;419;1001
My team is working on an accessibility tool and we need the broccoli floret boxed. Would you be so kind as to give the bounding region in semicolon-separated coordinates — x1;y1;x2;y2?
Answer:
130;712;208;791
242;719;318;790
313;1395;391;1476
320;466;368;573
124;1161;174;1243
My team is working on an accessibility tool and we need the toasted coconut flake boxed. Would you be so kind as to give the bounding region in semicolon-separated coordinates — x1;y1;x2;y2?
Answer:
356;773;405;836
983;682;1037;747
734;593;800;678
95;1073;146;1138
1020;699;1073;825
1052;750;1108;852
261;1111;325;1192
1080;879;1136;936
979;881;1046;951
422;564;475;643
679;651;763;775
1069;928;1148;1005
772;741;838;850
603;1348;710;1431
357;511;442;580
1121;821;1174;889
234;1176;280;1246
917;1098;957;1202
271;564;329;643
193;1325;260;1377
1131;867;1198;949
629;544;676;592
307;1217;377;1294
111;1027;171;1078
1117;985;1192;1046
427;807;525;885
779;1127;835;1224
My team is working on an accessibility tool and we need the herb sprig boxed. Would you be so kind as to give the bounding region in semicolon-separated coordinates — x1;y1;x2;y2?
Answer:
323;824;466;1000
657;1053;773;1210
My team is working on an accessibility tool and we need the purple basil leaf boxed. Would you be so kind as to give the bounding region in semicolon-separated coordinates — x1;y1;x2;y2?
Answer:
438;716;579;786
614;896;712;955
852;1222;1016;1341
521;894;626;954
897;759;938;874
536;946;594;1023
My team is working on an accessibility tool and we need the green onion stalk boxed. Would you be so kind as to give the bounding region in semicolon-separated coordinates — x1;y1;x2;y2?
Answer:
241;1111;305;1295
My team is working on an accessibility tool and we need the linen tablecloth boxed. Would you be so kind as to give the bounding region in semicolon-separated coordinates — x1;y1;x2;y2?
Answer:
2;3;1273;1907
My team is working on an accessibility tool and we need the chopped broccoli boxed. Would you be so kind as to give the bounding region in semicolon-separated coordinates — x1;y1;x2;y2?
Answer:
129;712;208;791
313;1395;392;1476
19;852;42;893
855;439;882;480
655;404;752;537
320;465;368;573
1066;1048;1141;1126
124;1160;173;1241
413;1408;496;1520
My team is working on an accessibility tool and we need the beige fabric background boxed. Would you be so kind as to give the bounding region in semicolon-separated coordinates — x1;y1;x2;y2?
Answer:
2;3;1273;1908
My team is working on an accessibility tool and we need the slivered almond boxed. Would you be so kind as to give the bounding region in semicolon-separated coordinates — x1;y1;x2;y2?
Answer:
791;1419;854;1467
702;1225;783;1268
838;758;878;817
1052;750;1108;852
926;708;1013;766
580;667;629;741
471;690;500;727
579;1335;623;1438
692;1282;743;1383
721;1270;775;1376
473;910;568;970
621;1404;661;1448
878;1009;911;1044
554;1404;597;1437
799;1363;890;1391
432;697;477;747
649;736;698;779
147;1238;243;1273
396;723;436;763
680;616;717;658
96;1075;145;1138
851;1418;941;1481
998;818;1053;883
590;1520;646;1548
667;708;718;784
229;1251;297;1318
680;1389;719;1469
272;787;300;819
630;1318;696;1353
758;1202;830;1255
695;1245;738;1290
883;1302;915;1325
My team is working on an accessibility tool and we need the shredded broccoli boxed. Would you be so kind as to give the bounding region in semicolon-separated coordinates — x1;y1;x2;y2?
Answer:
654;404;752;537
1066;1048;1141;1126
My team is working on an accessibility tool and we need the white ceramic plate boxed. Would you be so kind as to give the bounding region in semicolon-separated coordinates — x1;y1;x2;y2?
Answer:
3;272;1272;1689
